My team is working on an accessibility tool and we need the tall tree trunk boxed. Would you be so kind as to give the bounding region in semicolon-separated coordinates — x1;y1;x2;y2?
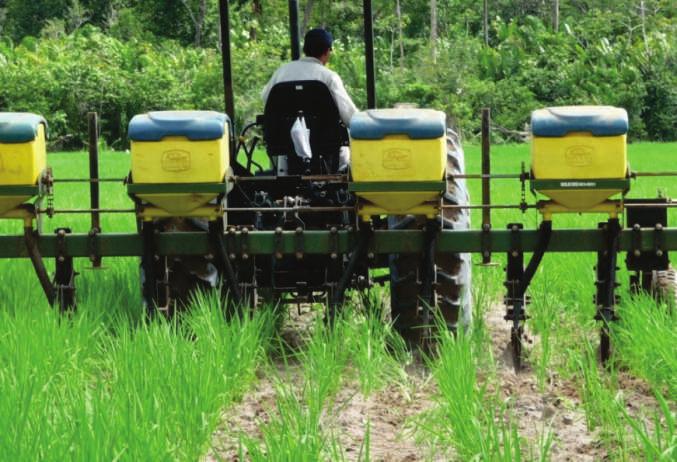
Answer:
396;0;405;67
553;0;559;32
250;0;262;41
303;0;314;33
483;0;489;46
196;0;207;46
181;0;207;47
639;0;649;55
430;0;437;63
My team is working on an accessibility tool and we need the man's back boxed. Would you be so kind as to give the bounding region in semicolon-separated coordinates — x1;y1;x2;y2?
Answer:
262;56;357;127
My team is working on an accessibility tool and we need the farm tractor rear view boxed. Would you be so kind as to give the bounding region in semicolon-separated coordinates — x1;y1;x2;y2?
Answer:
0;0;674;371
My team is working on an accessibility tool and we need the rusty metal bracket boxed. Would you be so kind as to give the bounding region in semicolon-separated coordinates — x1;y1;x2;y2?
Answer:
54;228;76;312
654;223;664;258
631;223;642;258
88;227;101;265
481;223;492;262
55;228;69;262
274;227;284;259
227;226;237;260
509;223;523;256
504;223;526;321
240;227;250;260
295;227;304;260
329;226;339;260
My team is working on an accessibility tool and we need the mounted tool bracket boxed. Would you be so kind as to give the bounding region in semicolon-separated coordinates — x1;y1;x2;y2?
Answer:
54;227;76;312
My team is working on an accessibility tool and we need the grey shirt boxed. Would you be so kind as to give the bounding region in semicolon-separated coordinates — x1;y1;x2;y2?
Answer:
262;57;358;127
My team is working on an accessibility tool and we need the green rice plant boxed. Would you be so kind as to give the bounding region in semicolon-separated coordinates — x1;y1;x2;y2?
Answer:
424;326;525;460
240;378;344;462
301;316;352;415
574;341;629;458
72;293;272;460
241;316;352;461
535;425;554;462
614;295;677;399
0;304;102;460
466;261;503;376
622;390;676;461
356;419;371;462
349;293;410;395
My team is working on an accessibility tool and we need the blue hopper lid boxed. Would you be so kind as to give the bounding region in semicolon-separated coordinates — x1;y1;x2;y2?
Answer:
531;106;628;137
0;113;48;143
128;110;230;142
350;108;446;140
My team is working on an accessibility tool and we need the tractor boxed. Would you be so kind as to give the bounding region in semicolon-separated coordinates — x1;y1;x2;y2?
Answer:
0;0;673;370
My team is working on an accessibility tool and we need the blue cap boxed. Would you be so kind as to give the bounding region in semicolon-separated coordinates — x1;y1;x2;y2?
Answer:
303;28;333;57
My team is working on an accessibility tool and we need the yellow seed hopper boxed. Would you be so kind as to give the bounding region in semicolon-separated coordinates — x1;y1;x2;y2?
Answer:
0;113;48;216
128;110;230;216
531;105;629;213
350;108;447;218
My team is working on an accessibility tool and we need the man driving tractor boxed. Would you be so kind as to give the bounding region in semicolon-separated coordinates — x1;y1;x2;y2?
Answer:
262;27;358;128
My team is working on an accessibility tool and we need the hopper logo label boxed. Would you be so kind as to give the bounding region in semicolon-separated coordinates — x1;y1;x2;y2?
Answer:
565;145;593;167
161;150;191;172
382;148;412;170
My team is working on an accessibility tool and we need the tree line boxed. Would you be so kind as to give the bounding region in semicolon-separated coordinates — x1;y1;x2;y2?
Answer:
0;0;674;149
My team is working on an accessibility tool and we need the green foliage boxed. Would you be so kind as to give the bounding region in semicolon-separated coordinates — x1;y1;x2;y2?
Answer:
0;1;674;146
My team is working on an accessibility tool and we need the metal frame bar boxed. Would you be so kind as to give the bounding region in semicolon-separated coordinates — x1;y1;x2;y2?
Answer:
0;228;675;259
363;0;376;108
0;185;40;196
288;0;300;60
218;0;235;127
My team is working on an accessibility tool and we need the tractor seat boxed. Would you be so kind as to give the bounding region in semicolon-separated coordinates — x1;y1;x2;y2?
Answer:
0;113;48;143
128;110;229;141
262;80;348;175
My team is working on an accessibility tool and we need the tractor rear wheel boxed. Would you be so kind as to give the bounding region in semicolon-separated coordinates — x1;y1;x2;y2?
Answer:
389;129;472;344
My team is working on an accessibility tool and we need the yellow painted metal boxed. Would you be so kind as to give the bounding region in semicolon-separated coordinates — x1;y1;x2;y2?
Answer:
0;197;31;216
137;204;223;221
358;201;439;220
538;200;623;221
0;124;46;185
351;134;445;214
131;130;229;215
0;124;46;215
532;131;627;209
0;205;36;226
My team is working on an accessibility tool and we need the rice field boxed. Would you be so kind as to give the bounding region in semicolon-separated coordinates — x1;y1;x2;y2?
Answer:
0;142;674;461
